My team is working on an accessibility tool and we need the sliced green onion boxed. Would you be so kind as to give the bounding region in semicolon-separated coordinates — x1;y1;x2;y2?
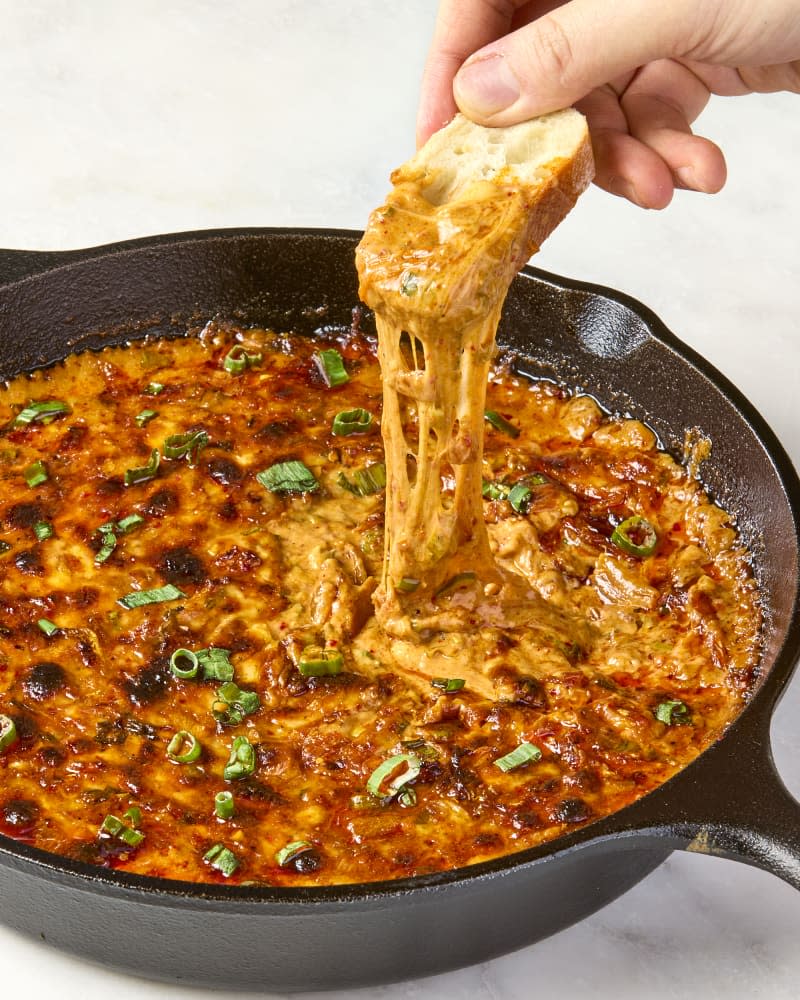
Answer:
430;677;465;693
163;429;209;466
612;515;658;558
37;618;59;637
396;577;420;593
0;714;18;753
398;787;417;807
223;735;256;781
116;513;145;534
143;382;164;396
123;806;142;826
366;753;421;800
434;571;477;599
275;840;313;867
166;730;202;764
100;813;144;847
197;647;234;682
482;479;510;501
655;699;692;726
223;345;263;375
204;843;239;877
214;790;235;820
337;462;386;497
399;271;419;296
135;409;157;427
94;523;117;564
314;348;349;387
332;408;373;436
494;742;542;773
117;583;185;609
297;647;343;677
508;484;533;514
170;648;200;679
124;448;160;487
33;521;53;541
257;460;319;495
13;400;71;426
484;410;520;438
212;681;260;726
24;460;48;488
0;540;10;555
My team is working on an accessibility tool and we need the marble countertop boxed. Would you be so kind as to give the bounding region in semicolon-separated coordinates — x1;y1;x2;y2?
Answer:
1;3;798;998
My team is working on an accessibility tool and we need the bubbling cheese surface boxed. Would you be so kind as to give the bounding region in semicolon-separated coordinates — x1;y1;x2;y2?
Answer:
0;323;761;885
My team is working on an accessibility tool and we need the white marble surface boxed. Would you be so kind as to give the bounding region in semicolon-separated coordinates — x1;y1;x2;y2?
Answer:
0;2;799;998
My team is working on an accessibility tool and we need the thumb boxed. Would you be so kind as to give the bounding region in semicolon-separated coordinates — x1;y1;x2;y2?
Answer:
453;0;702;122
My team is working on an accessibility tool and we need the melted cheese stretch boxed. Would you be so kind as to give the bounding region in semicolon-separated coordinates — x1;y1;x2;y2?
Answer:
0;325;760;886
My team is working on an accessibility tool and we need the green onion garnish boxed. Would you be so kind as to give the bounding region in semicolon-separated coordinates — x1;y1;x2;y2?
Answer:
214;791;235;820
331;408;373;436
256;460;319;495
297;647;343;677
100;813;144;847
124;448;160;486
611;516;658;558
223;735;256;781
143;382;164;395
0;715;18;753
655;699;692;726
13;400;70;426
94;523;117;564
482;479;510;501
169;648;200;679
166;730;202;764
163;429;209;466
434;571;477;599
197;647;234;682
123;806;142;826
135;409;157;427
396;577;420;593
212;681;260;726
0;541;10;555
33;521;53;541
116;513;145;534
508;484;533;514
223;345;263;375
204;843;239;877
337;462;386;496
494;742;542;773
399;271;419;296
484;410;520;438
430;677;465;693
314;348;349;387
117;584;185;609
275;840;314;867
24;460;48;488
366;753;421;801
37;618;59;637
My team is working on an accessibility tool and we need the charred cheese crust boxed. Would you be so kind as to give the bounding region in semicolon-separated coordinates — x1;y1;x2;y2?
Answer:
0;322;760;885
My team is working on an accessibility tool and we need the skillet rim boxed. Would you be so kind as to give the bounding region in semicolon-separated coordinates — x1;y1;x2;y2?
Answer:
0;225;798;907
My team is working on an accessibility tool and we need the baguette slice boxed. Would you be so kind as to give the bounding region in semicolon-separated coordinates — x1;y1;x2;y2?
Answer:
356;109;594;325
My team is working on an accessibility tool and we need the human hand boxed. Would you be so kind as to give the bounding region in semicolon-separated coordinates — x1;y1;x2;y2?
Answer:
417;0;800;208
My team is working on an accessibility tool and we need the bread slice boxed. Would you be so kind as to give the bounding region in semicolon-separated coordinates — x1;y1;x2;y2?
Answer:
356;108;594;324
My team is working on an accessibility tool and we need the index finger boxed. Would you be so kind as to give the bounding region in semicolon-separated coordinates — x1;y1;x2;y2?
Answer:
416;0;520;147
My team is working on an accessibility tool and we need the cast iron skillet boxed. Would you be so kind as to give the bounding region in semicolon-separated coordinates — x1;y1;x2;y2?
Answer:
0;228;799;992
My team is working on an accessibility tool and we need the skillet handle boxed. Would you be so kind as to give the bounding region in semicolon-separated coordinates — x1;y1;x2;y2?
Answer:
618;703;800;890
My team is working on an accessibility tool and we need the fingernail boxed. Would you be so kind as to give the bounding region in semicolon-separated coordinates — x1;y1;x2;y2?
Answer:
455;53;520;117
608;176;645;207
674;166;698;190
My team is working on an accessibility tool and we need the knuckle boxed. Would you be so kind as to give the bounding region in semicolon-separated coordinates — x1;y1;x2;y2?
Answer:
524;16;577;91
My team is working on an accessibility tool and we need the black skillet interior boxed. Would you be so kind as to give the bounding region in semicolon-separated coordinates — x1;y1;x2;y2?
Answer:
0;228;799;992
